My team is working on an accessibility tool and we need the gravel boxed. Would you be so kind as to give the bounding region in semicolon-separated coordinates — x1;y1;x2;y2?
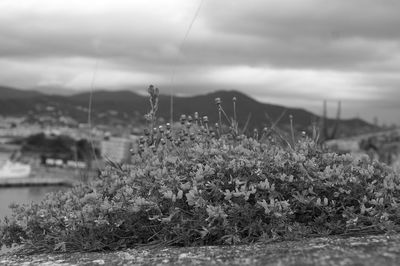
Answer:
1;233;400;266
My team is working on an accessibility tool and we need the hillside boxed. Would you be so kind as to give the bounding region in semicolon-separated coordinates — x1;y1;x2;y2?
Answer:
0;86;43;99
0;86;376;135
63;89;377;136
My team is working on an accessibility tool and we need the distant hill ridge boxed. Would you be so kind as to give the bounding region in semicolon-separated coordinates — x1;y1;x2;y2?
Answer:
0;85;43;99
0;86;375;134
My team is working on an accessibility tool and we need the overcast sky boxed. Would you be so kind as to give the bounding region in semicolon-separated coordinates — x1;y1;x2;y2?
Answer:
1;0;400;125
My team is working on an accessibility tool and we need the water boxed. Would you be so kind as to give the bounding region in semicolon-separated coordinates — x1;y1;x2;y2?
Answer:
0;186;68;220
0;151;84;254
0;186;68;254
1;152;66;218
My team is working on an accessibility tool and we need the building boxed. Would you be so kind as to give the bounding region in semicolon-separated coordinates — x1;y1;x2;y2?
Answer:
100;137;132;163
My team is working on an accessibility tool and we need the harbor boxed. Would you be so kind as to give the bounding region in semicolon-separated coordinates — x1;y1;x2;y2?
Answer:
0;151;91;219
0;156;85;187
0;176;75;187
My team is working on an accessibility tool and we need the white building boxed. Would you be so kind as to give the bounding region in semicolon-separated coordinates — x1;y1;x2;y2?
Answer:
100;137;132;163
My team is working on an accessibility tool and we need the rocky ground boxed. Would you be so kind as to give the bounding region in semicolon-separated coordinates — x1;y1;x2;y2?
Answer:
1;233;400;266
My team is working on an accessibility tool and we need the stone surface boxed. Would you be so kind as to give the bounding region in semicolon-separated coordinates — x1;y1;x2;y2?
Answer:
1;233;400;265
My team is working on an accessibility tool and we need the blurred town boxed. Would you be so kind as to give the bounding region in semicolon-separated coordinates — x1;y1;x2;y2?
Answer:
0;85;400;184
1;108;400;184
0;114;140;182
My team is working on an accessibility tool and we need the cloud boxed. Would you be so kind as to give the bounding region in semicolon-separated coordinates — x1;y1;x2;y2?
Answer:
198;0;400;69
0;0;400;125
2;0;399;71
0;57;165;90
205;1;400;39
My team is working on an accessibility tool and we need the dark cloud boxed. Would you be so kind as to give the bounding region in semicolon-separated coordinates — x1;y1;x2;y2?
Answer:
198;0;400;70
0;0;399;125
205;1;400;40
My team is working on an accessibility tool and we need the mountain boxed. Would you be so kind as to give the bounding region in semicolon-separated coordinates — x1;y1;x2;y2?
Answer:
57;89;325;130
0;86;376;136
0;86;50;116
157;90;315;129
0;85;43;99
29;85;81;96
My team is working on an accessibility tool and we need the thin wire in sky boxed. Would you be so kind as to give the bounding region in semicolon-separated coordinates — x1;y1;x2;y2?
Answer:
87;1;204;155
170;0;205;123
87;58;100;169
178;0;205;59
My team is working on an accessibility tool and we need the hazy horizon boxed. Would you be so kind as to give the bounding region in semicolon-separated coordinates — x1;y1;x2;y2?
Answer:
1;0;400;125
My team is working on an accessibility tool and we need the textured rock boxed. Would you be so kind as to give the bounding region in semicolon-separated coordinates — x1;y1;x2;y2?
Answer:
1;233;400;265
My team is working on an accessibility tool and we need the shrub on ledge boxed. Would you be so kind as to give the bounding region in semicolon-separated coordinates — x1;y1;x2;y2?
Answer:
1;134;400;254
1;86;400;254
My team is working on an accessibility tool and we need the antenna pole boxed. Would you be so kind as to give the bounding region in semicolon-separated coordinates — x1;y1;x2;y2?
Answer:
170;92;174;125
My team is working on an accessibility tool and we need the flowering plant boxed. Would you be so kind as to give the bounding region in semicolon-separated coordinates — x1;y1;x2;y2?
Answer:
1;87;399;254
